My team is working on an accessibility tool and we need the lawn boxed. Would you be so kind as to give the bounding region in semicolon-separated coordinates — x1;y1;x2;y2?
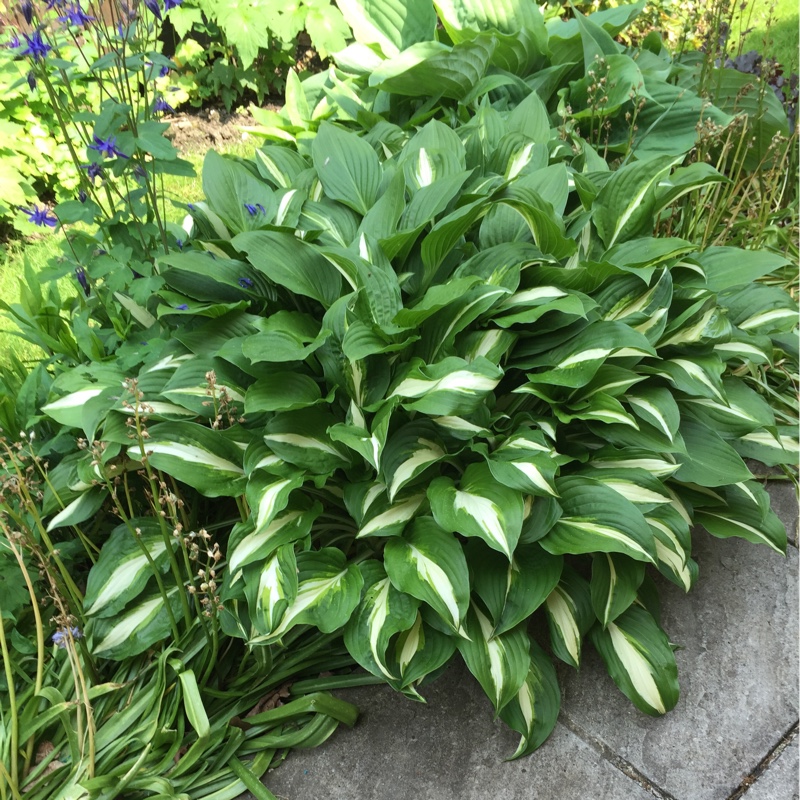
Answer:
729;0;799;71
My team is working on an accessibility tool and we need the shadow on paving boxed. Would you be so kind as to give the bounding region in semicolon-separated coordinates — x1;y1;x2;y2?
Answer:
242;482;798;800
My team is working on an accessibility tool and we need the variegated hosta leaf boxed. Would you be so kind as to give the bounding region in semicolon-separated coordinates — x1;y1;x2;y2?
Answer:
642;354;726;402
520;495;562;545
544;566;593;668
590;553;645;627
658;296;731;348
384;517;470;635
380;422;447;501
646;505;697;592
393;611;457;698
542;476;658;564
590;447;680;479
357;491;426;539
468;540;563;636
487;430;558;497
244;471;304;544
227;503;318;578
681;377;775;439
492;286;592;329
328;401;392;471
90;586;183;660
263;409;352;475
389;356;503;416
249;548;364;645
734;425;798;468
247;544;298;636
578;467;672;511
130;421;247;497
590;605;679;716
457;602;531;713
160;358;247;416
499;640;561;759
557;392;640;428
344;562;420;681
624;386;680;444
694;481;787;554
429;462;524;559
597;269;672;343
84;519;178;619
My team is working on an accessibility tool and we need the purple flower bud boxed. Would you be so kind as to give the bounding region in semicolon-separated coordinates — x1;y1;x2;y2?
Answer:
21;0;34;25
82;162;104;183
75;267;90;296
27;70;36;91
78;189;87;202
6;33;21;49
159;64;170;77
143;0;161;20
244;203;257;216
238;277;253;289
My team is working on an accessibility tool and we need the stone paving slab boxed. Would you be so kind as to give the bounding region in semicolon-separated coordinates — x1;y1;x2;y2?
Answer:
248;484;798;800
743;736;799;800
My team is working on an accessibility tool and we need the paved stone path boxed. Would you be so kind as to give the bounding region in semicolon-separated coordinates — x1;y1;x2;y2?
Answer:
249;482;798;800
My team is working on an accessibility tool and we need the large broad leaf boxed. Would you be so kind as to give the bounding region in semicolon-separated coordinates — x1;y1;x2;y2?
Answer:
84;519;177;619
251;548;364;644
232;230;342;308
693;246;791;291
312;122;381;215
590;605;679;716
264;409;352;474
344;562;420;681
673;417;752;487
380;422;447;501
336;0;436;56
429;462;524;559
457;603;531;713
499;641;561;759
129;422;246;497
593;156;676;248
542;476;658;564
393;611;457;697
384;517;470;635
368;37;495;101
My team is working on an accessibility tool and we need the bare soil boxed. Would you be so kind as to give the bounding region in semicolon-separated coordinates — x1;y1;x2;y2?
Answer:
163;107;279;154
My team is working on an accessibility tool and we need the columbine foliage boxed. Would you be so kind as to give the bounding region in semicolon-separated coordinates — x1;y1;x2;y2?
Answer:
0;0;797;795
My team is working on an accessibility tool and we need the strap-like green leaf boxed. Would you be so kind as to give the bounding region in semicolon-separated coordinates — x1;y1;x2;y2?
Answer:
590;553;645;627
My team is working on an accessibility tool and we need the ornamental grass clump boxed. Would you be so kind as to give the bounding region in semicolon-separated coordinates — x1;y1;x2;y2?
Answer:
0;0;797;797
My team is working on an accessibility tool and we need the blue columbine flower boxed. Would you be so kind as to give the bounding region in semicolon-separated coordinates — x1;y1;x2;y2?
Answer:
82;162;104;183
164;0;181;9
20;0;34;25
58;3;95;27
6;33;21;48
175;303;188;310
88;134;128;159
153;97;174;115
52;626;83;648
244;203;266;216
21;204;57;227
238;277;253;289
75;267;90;296
21;30;51;62
143;0;161;19
159;64;170;77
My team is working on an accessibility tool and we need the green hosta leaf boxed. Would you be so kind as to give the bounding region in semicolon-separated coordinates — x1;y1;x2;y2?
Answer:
264;409;352;474
393;277;483;329
658;297;732;349
543;476;658;564
369;37;495;101
336;0;436;56
255;146;309;189
643;354;726;402
312;122;381;215
590;605;679;716
557;392;640;429
252;548;364;644
245;471;304;541
673;416;752;487
458;601;531;713
345;564;420;681
84;520;177;619
593;156;676;248
90;586;183;660
202;151;276;233
499;640;561;759
159;251;265;302
654;162;728;211
590;447;680;479
694;246;791;291
131;422;246;497
681;379;775;438
381;422;447;501
468;540;563;636
45;487;106;533
487;434;558;498
160;357;247;416
734;426;798;467
506;91;550;144
233;231;343;308
579;467;672;510
228;505;317;577
245;372;324;413
590;553;645;627
384;517;470;635
329;401;393;470
721;284;798;335
544;565;593;668
241;311;331;364
389;356;503;416
429;462;524;559
394;612;458;695
695;482;787;554
249;544;298;637
357;492;426;539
